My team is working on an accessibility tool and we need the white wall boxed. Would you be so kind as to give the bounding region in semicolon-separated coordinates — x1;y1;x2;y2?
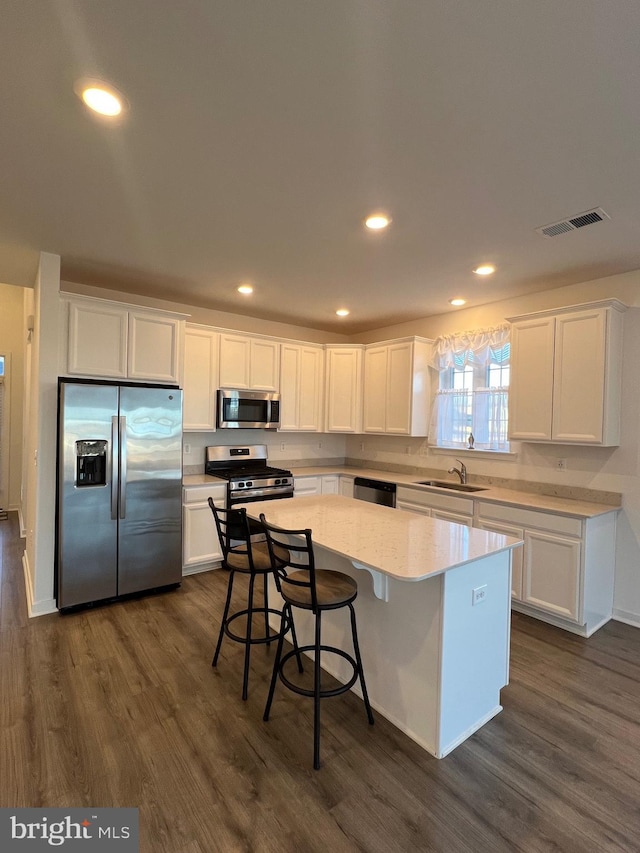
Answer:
0;283;26;509
23;253;61;616
183;430;347;472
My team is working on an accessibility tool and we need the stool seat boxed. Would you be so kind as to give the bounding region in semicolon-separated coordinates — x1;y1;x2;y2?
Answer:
225;541;272;573
281;570;357;609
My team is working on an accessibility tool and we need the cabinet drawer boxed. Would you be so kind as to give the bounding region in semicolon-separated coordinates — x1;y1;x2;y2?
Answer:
475;501;583;537
183;484;227;504
396;486;474;516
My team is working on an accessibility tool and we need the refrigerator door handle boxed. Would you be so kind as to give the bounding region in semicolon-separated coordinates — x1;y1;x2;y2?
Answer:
119;415;127;519
110;416;119;520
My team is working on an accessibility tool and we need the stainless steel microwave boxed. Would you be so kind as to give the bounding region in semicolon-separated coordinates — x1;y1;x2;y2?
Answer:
216;389;281;430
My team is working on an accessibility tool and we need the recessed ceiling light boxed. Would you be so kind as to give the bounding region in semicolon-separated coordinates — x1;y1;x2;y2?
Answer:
473;264;495;276
449;298;466;307
75;78;126;117
237;284;253;295
336;308;350;317
364;213;391;231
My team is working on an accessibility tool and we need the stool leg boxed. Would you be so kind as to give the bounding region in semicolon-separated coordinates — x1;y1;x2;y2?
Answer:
349;603;374;725
289;611;304;674
264;605;288;721
212;570;235;667
263;573;271;648
313;610;322;770
242;573;257;700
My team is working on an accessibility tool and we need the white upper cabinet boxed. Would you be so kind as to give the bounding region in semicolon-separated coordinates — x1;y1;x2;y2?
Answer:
508;300;626;445
65;296;185;384
218;333;280;391
324;346;363;432
363;337;432;436
183;325;219;431
279;342;324;431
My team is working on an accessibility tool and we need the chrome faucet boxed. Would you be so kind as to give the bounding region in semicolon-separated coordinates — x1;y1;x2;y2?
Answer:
448;459;467;484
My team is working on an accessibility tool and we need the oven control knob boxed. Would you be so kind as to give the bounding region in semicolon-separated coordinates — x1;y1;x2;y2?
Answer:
237;482;245;488
275;478;281;484
246;481;253;488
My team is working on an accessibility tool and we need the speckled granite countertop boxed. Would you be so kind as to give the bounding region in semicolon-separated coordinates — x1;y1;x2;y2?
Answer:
238;495;521;581
183;466;621;520
289;466;621;519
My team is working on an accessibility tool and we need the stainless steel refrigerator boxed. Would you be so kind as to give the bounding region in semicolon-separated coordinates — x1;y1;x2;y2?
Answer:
56;380;183;610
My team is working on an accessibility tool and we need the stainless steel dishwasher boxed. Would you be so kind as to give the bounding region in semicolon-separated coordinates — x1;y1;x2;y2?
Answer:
353;477;397;508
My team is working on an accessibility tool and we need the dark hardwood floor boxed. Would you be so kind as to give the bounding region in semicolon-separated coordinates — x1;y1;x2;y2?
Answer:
1;511;640;852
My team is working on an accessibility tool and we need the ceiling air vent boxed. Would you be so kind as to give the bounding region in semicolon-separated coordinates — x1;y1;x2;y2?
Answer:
536;207;610;238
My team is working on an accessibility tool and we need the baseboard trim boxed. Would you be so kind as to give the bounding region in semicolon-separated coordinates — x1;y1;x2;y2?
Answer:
22;551;57;618
612;609;640;630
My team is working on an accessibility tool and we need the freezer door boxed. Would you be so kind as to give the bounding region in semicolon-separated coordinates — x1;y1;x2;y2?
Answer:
117;386;183;595
57;383;119;608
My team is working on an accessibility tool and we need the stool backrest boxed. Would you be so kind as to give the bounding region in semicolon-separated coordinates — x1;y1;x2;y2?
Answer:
208;500;256;569
259;513;319;612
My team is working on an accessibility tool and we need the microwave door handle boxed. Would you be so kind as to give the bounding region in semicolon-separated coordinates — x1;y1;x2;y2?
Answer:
110;416;119;520
119;415;127;519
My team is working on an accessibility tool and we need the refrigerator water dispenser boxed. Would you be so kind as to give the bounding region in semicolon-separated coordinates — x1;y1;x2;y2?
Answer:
75;439;107;486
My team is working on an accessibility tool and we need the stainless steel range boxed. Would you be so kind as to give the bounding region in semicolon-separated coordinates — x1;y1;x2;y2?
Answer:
205;445;294;506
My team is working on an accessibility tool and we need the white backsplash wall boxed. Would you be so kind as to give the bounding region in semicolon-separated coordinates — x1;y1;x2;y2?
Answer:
183;430;347;472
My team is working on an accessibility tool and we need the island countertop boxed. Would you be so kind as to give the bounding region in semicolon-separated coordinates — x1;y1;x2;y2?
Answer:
239;494;522;582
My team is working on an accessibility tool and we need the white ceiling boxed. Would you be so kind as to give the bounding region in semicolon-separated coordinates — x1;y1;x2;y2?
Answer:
2;1;640;332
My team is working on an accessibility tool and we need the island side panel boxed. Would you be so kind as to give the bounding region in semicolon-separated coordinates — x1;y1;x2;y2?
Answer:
437;549;512;757
268;547;446;757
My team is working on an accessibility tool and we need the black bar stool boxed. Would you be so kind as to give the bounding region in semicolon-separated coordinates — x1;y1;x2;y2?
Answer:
208;500;299;700
259;512;374;769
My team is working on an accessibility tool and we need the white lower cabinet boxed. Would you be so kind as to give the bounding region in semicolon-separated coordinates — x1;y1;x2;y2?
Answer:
396;487;474;526
474;501;616;636
294;474;340;498
182;484;226;574
339;476;354;498
475;519;524;600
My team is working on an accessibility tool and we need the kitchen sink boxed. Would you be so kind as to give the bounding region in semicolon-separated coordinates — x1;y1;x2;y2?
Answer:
415;480;488;492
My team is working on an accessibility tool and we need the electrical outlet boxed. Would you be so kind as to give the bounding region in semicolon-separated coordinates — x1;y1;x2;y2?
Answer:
280;442;285;451
360;442;365;451
472;585;487;606
318;441;322;449
183;443;191;455
556;458;567;471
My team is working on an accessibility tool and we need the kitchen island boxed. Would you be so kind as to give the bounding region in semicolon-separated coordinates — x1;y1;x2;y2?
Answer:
240;495;522;759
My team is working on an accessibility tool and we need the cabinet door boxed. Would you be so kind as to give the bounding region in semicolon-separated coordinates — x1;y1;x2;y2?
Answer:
363;346;388;433
128;312;181;383
523;529;581;622
297;346;324;430
279;344;301;430
325;347;363;432
183;327;218;431
385;342;414;434
219;334;250;388
552;309;606;443
509;317;555;441
182;502;224;571
476;520;524;600
67;301;128;378
293;476;322;497
321;475;339;495
431;509;472;527
339;476;354;498
280;344;323;431
396;500;432;517
249;339;280;391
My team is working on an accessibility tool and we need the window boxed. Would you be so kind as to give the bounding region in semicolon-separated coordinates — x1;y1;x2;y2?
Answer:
429;326;510;452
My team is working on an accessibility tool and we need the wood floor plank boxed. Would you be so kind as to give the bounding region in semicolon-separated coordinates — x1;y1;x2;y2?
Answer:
2;512;640;852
